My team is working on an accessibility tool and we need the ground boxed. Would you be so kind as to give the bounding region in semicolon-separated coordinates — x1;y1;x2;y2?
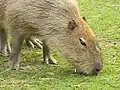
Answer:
0;0;120;90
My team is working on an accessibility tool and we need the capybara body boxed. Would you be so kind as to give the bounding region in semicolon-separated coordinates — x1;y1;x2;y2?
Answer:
0;0;103;75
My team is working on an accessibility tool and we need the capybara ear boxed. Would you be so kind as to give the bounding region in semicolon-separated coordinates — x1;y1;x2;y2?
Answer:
68;20;77;30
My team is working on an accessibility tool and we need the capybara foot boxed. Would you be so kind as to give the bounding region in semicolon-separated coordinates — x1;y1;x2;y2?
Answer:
49;56;58;64
25;37;42;49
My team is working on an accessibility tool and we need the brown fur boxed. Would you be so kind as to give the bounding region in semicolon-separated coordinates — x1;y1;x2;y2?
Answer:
0;0;103;74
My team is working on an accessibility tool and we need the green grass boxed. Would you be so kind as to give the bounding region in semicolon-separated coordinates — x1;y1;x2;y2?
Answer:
0;0;120;90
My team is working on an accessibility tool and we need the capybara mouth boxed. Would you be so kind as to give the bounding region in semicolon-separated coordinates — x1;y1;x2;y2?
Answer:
74;69;99;76
75;72;99;76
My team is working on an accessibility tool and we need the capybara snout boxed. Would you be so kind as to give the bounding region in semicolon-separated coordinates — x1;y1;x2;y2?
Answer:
91;60;103;75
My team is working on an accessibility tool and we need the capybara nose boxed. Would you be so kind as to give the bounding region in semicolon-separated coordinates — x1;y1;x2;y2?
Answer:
92;61;103;75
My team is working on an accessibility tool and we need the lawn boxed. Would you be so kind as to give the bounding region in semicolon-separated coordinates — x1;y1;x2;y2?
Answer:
0;0;120;90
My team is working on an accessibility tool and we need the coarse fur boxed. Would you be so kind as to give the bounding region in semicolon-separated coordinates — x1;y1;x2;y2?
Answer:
0;0;103;74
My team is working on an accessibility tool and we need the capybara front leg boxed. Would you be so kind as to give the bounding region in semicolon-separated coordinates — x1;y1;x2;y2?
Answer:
42;40;57;64
9;35;24;70
0;29;8;55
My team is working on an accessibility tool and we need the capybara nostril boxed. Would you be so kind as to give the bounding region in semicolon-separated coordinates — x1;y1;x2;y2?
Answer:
92;61;103;75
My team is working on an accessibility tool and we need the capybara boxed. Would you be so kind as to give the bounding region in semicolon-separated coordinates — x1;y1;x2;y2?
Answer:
0;0;103;75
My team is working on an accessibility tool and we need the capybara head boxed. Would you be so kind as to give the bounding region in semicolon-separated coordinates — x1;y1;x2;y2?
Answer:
46;0;103;75
67;19;103;75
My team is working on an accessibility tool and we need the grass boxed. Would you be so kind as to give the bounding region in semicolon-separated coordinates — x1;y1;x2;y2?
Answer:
0;0;120;90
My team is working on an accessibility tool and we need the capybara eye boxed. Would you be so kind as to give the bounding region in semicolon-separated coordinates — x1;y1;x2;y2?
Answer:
79;38;87;47
68;20;77;30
